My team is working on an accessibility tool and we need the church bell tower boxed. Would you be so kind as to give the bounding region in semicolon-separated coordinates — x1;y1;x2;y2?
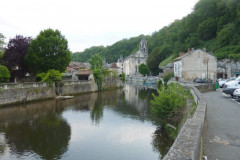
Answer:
139;38;148;55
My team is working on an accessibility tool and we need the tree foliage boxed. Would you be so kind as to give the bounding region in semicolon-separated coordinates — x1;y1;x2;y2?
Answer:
151;83;187;118
138;63;150;76
3;35;31;79
71;0;240;73
25;29;71;74
0;33;5;48
0;65;10;83
89;53;103;70
40;69;63;85
163;72;174;86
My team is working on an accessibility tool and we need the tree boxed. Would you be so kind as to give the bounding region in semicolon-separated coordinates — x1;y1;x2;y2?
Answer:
25;29;71;74
0;33;5;48
0;65;10;83
41;69;63;85
3;35;31;79
89;53;103;70
138;63;150;75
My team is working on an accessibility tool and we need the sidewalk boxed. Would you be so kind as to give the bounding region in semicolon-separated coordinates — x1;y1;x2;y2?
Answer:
203;89;240;160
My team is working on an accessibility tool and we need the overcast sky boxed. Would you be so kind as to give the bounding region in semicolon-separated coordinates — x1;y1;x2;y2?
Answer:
1;0;199;52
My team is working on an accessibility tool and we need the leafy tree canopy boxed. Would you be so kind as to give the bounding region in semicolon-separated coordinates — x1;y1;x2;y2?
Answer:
3;35;31;79
25;29;71;74
0;65;10;83
0;33;5;48
138;63;150;76
89;53;103;70
72;0;240;73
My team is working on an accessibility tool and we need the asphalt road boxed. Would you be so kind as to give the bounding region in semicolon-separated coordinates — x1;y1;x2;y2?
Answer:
204;89;240;160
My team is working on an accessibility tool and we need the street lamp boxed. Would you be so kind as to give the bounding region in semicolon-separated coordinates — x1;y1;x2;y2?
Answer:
206;57;209;80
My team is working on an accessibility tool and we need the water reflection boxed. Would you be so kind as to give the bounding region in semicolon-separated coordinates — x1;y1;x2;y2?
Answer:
0;84;174;160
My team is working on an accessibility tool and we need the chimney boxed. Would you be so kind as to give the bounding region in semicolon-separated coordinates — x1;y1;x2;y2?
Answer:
191;48;194;51
203;48;206;52
188;48;191;53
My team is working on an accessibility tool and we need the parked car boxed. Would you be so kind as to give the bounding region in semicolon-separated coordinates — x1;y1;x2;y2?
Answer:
219;79;227;88
193;78;204;83
220;77;236;88
233;88;240;98
223;80;240;96
223;76;239;89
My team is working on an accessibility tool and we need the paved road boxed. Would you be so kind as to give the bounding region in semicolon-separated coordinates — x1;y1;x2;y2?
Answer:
204;89;240;160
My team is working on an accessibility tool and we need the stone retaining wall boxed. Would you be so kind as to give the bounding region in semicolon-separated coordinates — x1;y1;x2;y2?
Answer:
0;79;123;106
163;86;207;160
0;82;55;106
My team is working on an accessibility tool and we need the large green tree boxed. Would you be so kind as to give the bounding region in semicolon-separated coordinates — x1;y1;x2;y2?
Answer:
25;29;71;74
138;63;150;76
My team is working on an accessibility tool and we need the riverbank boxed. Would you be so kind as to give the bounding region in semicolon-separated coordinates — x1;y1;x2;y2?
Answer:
163;84;207;160
0;79;123;106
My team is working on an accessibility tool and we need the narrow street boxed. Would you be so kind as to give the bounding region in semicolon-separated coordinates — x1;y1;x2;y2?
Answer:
203;89;240;160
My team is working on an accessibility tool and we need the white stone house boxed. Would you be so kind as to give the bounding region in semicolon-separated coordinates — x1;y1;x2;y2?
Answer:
117;38;148;76
174;49;217;81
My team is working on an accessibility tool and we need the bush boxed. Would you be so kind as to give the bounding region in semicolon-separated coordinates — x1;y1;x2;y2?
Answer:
0;65;10;83
157;80;163;89
150;83;186;118
120;72;126;82
41;69;62;85
163;72;174;86
35;73;46;82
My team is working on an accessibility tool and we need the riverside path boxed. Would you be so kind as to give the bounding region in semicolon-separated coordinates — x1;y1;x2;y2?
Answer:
203;89;240;160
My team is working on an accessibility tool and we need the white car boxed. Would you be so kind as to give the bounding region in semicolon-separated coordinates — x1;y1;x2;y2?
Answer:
219;79;227;88
224;77;239;88
233;88;240;98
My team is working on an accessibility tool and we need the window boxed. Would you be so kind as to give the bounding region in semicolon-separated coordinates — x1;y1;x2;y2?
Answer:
138;59;140;64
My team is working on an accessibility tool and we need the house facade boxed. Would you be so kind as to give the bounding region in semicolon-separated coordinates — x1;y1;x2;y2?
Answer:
174;49;217;81
117;38;148;76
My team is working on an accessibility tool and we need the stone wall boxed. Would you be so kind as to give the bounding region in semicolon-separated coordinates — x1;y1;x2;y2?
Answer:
0;79;123;106
163;86;207;160
0;82;55;106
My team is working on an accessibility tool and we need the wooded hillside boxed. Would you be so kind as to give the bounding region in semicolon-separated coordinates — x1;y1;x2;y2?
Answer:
72;0;240;75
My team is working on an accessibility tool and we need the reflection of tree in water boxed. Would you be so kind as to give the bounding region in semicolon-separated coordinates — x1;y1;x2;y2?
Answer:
0;113;71;160
151;126;174;159
90;93;104;125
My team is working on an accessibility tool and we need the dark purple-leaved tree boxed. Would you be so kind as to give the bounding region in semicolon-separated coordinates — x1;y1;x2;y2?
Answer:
3;35;31;80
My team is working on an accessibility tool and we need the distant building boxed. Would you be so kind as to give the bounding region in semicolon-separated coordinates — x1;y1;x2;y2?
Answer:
174;49;217;81
117;38;148;76
217;59;240;78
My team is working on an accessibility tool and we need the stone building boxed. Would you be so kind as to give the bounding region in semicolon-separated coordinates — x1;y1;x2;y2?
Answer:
217;59;240;78
117;38;148;76
174;49;217;81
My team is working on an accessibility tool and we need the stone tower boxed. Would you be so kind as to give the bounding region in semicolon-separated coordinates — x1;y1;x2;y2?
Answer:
139;38;148;55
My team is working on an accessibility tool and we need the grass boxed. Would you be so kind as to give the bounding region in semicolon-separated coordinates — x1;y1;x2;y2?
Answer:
159;55;175;67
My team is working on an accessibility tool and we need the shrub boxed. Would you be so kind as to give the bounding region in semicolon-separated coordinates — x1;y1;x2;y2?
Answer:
35;73;46;82
151;83;186;118
157;80;163;89
41;69;62;85
163;72;174;86
0;65;10;83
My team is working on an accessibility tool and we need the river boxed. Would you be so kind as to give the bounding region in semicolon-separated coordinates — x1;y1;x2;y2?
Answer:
0;84;173;160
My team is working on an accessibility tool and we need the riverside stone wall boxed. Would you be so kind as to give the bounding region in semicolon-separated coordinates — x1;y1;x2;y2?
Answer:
163;86;207;160
0;79;123;106
0;82;55;106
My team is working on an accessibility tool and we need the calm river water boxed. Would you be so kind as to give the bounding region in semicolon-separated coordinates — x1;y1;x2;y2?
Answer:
0;84;173;160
